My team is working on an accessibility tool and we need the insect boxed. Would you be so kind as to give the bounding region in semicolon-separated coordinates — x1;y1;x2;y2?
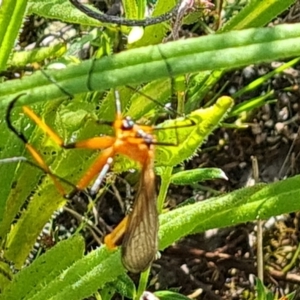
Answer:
105;146;158;273
5;90;159;273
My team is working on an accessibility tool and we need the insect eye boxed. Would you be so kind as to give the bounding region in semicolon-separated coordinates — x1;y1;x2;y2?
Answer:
122;116;135;130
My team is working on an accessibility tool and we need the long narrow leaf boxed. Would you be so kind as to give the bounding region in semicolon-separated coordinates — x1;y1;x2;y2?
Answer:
159;174;300;250
221;0;297;31
0;0;28;71
1;23;300;108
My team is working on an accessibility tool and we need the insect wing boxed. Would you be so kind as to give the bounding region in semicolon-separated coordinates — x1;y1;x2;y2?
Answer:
121;157;158;273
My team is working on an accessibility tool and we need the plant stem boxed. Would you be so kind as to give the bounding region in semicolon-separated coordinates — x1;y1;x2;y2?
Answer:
136;268;151;299
157;166;173;213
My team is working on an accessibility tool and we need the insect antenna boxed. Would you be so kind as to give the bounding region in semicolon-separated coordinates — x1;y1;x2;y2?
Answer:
69;0;181;27
40;69;73;99
5;94;68;195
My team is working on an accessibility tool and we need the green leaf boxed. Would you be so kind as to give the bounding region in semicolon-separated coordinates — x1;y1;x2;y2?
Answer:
155;96;234;166
123;0;139;20
155;291;191;300
170;168;228;185
0;161;44;242
221;0;297;32
0;261;13;291
159;183;265;250
256;278;267;300
28;0;102;27
159;173;300;250
8;44;67;68
232;56;300;99
111;273;136;299
128;0;176;47
0;126;27;229
2;23;300;108
29;247;124;300
4;182;67;268
28;0;175;29
0;0;28;71
229;91;276;117
0;103;47;241
1;236;84;300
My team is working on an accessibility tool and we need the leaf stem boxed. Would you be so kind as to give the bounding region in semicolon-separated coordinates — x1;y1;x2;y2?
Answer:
157;167;173;213
136;267;151;299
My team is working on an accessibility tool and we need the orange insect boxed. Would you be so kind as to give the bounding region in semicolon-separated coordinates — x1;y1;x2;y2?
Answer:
105;149;157;273
6;91;158;273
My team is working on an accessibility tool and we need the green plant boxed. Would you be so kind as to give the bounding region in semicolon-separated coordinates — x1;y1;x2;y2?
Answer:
255;278;296;300
0;0;299;299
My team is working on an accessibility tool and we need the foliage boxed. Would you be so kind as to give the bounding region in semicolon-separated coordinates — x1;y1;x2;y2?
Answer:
255;278;296;300
0;0;299;299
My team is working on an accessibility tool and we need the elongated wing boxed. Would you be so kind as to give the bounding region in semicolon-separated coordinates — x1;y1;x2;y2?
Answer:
121;155;158;273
